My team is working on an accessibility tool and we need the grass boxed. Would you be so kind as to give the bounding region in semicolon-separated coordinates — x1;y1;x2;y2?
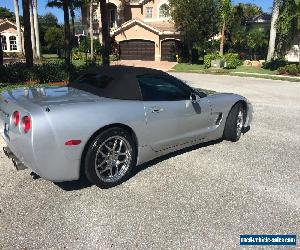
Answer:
230;65;278;75
172;63;300;82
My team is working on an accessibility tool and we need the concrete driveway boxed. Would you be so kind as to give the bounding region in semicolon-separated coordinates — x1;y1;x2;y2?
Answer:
111;60;177;71
0;74;299;249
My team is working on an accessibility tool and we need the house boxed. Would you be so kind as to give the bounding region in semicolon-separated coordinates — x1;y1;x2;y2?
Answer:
79;0;182;61
0;19;24;54
246;13;272;32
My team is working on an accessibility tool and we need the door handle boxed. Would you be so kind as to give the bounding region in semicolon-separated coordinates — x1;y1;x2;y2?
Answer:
151;107;164;114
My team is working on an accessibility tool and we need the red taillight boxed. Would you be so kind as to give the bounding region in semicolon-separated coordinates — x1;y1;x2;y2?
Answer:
22;116;31;133
12;111;20;126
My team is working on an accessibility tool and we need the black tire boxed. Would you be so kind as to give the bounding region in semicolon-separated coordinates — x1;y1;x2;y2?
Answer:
223;103;245;142
84;127;136;189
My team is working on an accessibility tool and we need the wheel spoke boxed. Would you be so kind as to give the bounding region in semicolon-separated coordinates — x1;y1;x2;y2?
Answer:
113;139;118;151
117;140;123;153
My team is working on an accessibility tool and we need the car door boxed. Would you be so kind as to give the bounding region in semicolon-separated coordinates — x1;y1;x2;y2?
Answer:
137;74;213;152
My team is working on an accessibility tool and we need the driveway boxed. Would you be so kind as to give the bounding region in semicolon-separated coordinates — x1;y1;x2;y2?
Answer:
0;74;299;249
111;60;177;71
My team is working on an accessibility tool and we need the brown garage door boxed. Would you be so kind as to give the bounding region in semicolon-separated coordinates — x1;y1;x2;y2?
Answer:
120;40;155;61
161;40;181;62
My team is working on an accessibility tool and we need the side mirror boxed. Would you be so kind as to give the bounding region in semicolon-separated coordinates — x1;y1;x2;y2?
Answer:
190;93;199;103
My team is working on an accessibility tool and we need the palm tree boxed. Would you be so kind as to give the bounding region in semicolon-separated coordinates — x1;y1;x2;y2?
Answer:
29;0;37;59
267;0;281;61
22;0;34;67
89;0;94;62
33;0;41;60
13;0;23;54
47;0;71;67
100;0;110;65
219;0;232;56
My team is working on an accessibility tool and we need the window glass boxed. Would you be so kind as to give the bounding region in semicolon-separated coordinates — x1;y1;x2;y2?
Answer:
137;75;191;101
1;36;7;50
159;4;170;18
146;7;153;18
9;36;17;51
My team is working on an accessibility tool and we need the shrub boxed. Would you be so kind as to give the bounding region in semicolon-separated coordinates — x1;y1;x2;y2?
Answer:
223;53;243;69
33;62;68;83
0;62;68;84
263;59;287;70
204;53;222;69
278;64;299;76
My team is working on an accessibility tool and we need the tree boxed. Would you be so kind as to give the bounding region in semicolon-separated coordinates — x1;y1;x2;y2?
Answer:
267;0;281;61
63;0;71;67
169;0;219;63
247;27;268;60
22;0;34;67
44;26;64;53
89;0;94;62
0;7;15;21
219;0;232;56
100;0;110;65
33;0;41;60
13;0;23;54
29;0;37;59
275;0;297;57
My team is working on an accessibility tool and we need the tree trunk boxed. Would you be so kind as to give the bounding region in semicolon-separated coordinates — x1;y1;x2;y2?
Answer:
13;0;23;54
100;0;110;66
63;0;71;68
33;0;41;60
219;19;226;56
90;1;94;62
0;34;3;66
267;0;280;61
29;0;37;59
22;0;34;67
70;7;76;38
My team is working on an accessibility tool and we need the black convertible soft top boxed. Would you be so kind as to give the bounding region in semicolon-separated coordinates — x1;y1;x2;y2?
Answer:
68;66;167;101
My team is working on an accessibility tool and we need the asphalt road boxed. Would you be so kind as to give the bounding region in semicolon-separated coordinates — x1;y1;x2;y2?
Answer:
0;74;299;249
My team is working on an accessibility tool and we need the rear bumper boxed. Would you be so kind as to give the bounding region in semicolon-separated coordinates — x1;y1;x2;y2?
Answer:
3;146;27;171
1;133;81;182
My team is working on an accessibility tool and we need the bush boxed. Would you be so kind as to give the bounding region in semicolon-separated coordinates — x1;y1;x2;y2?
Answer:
0;62;68;84
263;59;287;70
223;53;243;69
33;62;68;83
278;64;299;76
204;53;242;69
204;53;222;69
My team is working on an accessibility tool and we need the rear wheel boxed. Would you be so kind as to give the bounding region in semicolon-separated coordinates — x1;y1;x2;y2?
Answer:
223;103;245;142
84;127;136;189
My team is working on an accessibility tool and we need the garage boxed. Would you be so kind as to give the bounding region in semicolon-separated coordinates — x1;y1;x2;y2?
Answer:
119;40;155;61
161;40;181;62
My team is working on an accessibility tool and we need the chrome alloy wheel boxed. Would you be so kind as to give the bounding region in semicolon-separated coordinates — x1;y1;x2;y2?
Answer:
236;110;244;137
94;136;132;182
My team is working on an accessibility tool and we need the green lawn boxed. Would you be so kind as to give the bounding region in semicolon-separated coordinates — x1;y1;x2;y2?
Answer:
171;63;300;82
230;65;278;75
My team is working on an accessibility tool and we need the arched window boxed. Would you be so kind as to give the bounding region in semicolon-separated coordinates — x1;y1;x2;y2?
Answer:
9;36;17;51
159;3;170;18
1;35;7;50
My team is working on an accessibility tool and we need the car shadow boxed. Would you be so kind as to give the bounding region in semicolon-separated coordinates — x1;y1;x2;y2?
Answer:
54;138;223;191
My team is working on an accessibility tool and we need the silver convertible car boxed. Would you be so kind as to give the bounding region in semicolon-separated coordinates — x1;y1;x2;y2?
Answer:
0;66;252;188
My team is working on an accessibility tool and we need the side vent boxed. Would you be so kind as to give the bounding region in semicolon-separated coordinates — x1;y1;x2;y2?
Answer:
215;113;223;125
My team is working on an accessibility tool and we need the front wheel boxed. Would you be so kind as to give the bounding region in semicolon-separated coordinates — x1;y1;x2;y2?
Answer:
223;103;245;142
84;127;136;189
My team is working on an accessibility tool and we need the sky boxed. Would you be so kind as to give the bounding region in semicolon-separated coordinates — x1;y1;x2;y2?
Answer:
1;0;273;24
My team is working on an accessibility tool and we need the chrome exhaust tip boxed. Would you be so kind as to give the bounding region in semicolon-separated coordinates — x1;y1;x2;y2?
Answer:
11;157;27;171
